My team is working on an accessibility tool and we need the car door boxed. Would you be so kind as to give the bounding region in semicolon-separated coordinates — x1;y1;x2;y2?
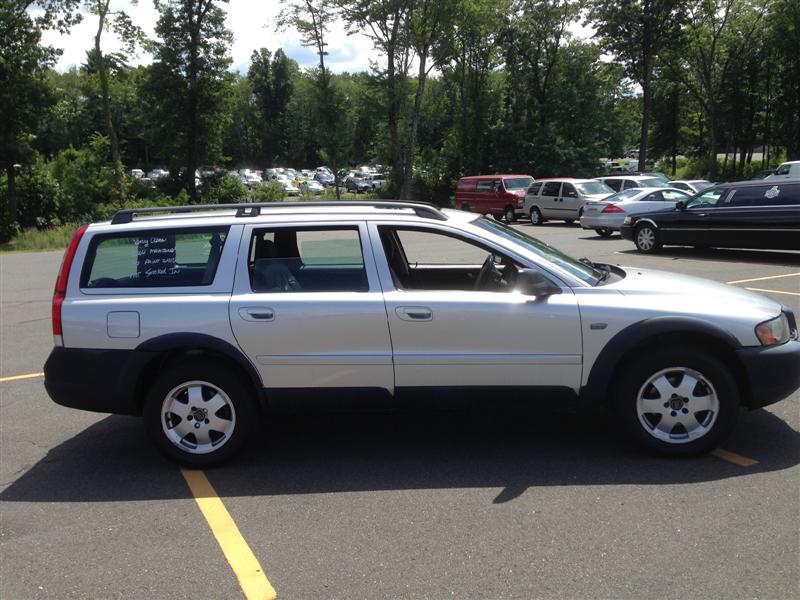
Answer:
229;222;394;397
367;222;583;396
539;181;562;218
560;182;581;218
665;187;727;246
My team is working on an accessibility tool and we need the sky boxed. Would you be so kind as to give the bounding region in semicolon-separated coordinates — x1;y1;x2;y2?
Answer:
39;0;594;75
39;1;383;74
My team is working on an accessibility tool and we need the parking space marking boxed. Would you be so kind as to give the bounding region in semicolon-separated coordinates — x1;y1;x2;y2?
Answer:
712;448;759;467
744;287;800;297
0;372;44;383
181;468;277;600
727;272;800;285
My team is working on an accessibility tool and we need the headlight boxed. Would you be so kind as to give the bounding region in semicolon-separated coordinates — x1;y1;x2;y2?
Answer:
623;216;633;225
755;313;791;346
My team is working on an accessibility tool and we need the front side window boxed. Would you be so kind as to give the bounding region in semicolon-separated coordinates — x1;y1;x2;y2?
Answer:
248;227;367;293
541;182;561;196
81;227;229;288
379;226;520;292
528;182;543;195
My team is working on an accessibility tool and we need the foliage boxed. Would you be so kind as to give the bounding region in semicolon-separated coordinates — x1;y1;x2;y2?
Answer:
249;181;286;202
0;222;80;252
203;173;249;204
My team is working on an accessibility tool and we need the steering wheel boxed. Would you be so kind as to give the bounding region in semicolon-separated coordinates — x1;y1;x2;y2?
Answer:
474;254;498;290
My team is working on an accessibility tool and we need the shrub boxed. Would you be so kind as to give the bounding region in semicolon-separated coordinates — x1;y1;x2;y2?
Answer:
249;181;286;202
202;174;249;204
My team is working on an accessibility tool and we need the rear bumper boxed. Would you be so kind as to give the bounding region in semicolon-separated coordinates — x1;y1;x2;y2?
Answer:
736;340;800;409
44;347;153;415
580;214;623;230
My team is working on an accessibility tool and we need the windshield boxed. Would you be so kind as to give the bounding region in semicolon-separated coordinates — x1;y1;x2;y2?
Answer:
576;181;614;195
503;177;534;191
475;217;601;285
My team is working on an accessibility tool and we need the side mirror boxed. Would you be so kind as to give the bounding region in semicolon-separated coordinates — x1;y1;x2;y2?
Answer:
516;269;561;297
675;200;686;210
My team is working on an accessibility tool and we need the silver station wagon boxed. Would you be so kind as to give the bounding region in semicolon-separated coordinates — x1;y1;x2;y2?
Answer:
44;201;800;466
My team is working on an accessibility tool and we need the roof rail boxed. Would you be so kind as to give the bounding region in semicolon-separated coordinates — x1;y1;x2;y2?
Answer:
109;200;448;225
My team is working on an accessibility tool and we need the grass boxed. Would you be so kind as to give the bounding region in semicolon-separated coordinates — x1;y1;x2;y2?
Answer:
0;223;82;253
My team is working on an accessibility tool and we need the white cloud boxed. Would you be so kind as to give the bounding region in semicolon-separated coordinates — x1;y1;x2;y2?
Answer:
39;0;380;74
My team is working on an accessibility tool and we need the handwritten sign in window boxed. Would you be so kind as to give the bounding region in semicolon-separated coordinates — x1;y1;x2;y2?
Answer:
136;234;177;278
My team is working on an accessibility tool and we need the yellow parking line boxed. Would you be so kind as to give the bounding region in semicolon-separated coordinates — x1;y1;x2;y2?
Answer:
712;448;759;467
727;272;800;284
181;468;277;600
745;287;800;297
0;372;44;383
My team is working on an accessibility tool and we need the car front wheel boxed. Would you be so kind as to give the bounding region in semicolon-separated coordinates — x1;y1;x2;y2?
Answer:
529;207;544;225
634;223;662;253
144;360;255;466
614;347;739;456
504;206;516;223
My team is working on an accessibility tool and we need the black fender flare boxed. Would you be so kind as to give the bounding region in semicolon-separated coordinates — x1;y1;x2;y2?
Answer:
580;316;742;407
135;333;263;405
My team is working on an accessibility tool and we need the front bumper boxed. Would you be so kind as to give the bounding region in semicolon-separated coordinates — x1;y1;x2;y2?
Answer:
620;224;635;240
736;339;800;409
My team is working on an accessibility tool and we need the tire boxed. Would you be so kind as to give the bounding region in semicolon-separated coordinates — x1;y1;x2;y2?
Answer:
613;346;739;456
504;206;516;223
494;213;505;221
565;219;575;225
144;360;256;467
529;207;544;225
634;222;662;253
595;227;613;238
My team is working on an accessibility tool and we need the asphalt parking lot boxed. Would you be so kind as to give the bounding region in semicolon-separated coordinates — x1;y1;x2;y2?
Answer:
1;223;798;599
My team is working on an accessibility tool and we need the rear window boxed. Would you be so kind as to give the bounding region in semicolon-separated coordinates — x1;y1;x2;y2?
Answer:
81;227;230;288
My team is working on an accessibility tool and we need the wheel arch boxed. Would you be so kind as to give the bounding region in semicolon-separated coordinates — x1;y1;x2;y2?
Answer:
581;317;752;408
134;333;265;415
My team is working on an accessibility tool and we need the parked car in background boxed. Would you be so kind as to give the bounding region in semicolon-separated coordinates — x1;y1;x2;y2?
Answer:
346;177;371;193
580;188;691;237
315;171;335;186
669;180;714;194
455;174;534;222
147;168;169;180
128;168;145;179
525;178;614;225
300;180;324;195
766;160;800;180
596;175;665;192
620;180;800;253
750;169;776;180
364;173;387;189
281;179;300;196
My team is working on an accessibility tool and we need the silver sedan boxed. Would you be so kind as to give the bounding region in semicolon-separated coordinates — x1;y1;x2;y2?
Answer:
580;187;691;237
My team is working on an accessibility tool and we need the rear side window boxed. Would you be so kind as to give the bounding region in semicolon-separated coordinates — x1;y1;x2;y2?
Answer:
81;227;230;288
248;227;368;293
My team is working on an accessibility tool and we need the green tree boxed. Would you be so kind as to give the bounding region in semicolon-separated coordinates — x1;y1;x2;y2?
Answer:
589;0;688;170
144;0;234;201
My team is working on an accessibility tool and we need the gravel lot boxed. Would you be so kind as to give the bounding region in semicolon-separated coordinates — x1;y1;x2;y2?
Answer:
1;222;798;599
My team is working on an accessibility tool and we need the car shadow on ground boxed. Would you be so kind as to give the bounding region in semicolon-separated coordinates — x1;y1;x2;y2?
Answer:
616;246;800;265
2;407;798;505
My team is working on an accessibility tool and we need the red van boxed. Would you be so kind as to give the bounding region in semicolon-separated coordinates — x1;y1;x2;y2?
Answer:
455;174;534;222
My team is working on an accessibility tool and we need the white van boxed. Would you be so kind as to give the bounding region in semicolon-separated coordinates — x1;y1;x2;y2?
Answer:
766;161;800;180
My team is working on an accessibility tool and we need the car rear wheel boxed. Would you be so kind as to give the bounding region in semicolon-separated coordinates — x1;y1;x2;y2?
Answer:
504;206;516;223
614;347;739;456
529;207;544;225
595;227;613;238
634;223;662;253
144;360;255;467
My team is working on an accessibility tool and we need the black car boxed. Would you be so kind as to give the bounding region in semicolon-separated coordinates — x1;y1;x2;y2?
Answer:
620;180;800;253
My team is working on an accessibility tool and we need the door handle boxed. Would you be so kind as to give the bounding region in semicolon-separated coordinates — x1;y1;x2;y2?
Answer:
239;307;275;322
396;306;432;321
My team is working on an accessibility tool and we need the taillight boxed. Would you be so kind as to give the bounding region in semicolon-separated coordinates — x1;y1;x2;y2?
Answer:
52;225;88;346
601;204;625;213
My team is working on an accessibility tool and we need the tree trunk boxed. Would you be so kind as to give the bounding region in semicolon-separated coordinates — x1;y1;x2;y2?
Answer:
95;0;126;207
709;109;719;180
400;49;430;200
5;162;17;226
637;64;652;172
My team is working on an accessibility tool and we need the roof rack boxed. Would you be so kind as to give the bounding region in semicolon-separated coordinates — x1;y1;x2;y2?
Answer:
109;200;448;225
